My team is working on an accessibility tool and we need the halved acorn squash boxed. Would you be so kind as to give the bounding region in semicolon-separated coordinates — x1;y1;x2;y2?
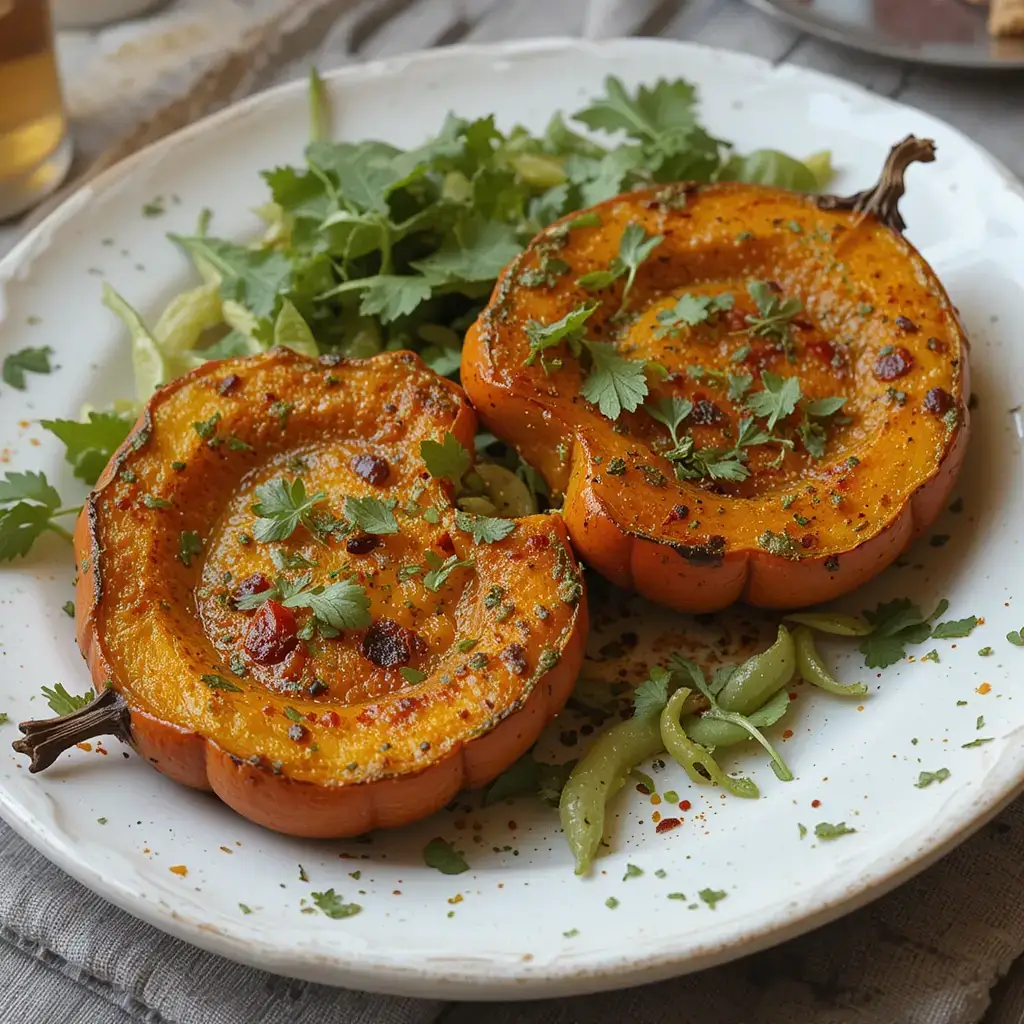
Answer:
463;138;970;613
18;349;586;838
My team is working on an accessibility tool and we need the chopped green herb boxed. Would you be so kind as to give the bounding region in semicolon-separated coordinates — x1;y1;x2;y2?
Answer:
745;371;802;430
251;477;326;543
931;616;979;639
420;433;471;484
524;302;597;370
2;346;53;390
41;683;94;716
580;341;649;420
454;509;516;545
744;281;803;359
814;821;856;840
698;887;728;909
62;600;75;618
202;674;242;693
915;768;950;788
423;837;469;875
962;737;994;749
400;667;428;685
605;897;620;909
310;889;361;919
655;292;733;337
179;530;203;567
343;495;398;535
623;863;644;881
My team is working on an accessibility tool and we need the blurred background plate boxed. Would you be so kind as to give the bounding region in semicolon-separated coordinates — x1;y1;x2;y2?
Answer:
746;0;1024;68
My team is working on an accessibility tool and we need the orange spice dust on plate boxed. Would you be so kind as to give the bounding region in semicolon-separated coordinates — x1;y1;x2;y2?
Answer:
169;865;188;877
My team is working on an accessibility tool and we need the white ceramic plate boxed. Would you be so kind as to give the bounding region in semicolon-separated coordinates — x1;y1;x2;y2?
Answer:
1;38;1024;1001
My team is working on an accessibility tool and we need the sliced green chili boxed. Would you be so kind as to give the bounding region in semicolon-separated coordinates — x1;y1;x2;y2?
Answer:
793;625;868;697
559;713;664;875
684;689;791;749
660;688;758;799
784;611;872;636
716;625;796;714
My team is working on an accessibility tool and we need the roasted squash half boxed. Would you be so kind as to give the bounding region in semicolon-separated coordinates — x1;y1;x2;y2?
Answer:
463;138;970;612
18;349;586;838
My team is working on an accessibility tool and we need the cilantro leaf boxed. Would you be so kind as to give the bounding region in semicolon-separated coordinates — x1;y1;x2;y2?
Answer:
453;509;516;545
655;292;733;337
727;372;753;402
420;432;471;484
423;552;474;592
251;477;326;543
609;222;663;313
814;821;856;840
283;579;372;631
41;682;94;716
0;471;60;509
399;667;427;685
356;274;434;322
931;616;979;639
523;302;597;369
858;598;934;669
423;837;469;875
645;397;693;446
310;889;362;919
411;220;522;284
574;76;701;143
179;531;203;567
580;341;649;420
802;396;847;418
2;346;53;390
201;674;243;693
744;371;802;430
484;750;575;807
0;471;71;562
745;281;803;359
698;888;728;909
41;412;133;485
915;768;950;788
343;496;398;535
632;665;673;719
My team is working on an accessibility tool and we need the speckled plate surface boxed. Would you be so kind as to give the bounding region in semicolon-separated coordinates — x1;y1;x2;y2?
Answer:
1;38;1024;1000
747;0;1024;69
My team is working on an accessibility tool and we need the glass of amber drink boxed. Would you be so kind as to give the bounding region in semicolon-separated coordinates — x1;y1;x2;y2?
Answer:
0;0;72;220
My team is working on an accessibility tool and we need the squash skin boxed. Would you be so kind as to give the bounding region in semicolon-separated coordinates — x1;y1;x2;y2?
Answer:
463;179;970;613
74;349;586;838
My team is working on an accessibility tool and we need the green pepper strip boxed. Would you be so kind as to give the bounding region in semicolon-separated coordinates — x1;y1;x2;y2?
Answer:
558;713;664;875
684;689;790;749
660;688;759;799
784;611;873;636
793;625;869;697
716;625;796;714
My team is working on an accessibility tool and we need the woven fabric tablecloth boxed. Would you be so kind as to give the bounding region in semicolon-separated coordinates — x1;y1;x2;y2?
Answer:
3;2;1024;1021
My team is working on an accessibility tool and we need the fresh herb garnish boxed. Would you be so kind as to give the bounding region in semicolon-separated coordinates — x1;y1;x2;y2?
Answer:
423;552;474;592
579;342;649;420
343;495;398;535
423;837;469;875
485;749;576;807
931;616;979;639
201;674;243;693
745;371;802;430
655;292;733;337
814;821;856;840
251;477;326;542
399;667;427;685
41;412;133;485
178;530;203;567
2;346;53;390
310;889;362;919
632;665;672;720
420;433;471;484
0;471;76;561
576;221;662;314
698;888;728;909
524;302;597;370
915;768;950;788
858;598;935;669
282;579;372;634
41;683;94;715
962;737;994;749
744;280;803;360
453;509;516;545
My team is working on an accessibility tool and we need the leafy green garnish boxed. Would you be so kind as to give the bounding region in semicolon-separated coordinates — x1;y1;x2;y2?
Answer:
698;888;728;909
745;371;802;430
632;665;672;720
744;281;803;360
931;616;979;639
858;598;935;669
453;509;515;545
655;293;733;337
485;749;575;806
423;837;469;875
284;579;372;633
580;342;649;420
758;530;800;560
420;433;471;484
523;302;597;370
41;412;133;486
310;889;362;919
201;674;243;693
0;471;75;562
2;346;53;390
915;768;950;788
179;531;203;567
814;821;856;840
399;667;427;685
644;397;693;443
577;222;662;313
343;495;398;535
251;477;326;542
41;682;94;716
423;552;474;592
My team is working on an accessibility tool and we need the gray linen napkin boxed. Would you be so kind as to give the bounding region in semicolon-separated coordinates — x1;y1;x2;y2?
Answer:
2;797;1023;1023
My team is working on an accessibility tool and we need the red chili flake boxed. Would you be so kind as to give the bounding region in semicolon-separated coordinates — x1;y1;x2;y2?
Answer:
232;572;272;609
923;387;954;416
679;800;691;811
437;532;455;554
894;315;919;334
656;818;682;833
664;505;690;525
217;374;242;395
525;534;550;550
811;799;821;808
361;618;426;668
351;453;390;487
782;729;794;739
262;705;274;715
244;600;298;664
116;497;131;511
789;692;798;701
346;534;380;555
800;534;817;549
873;347;914;381
320;711;340;727
927;336;949;354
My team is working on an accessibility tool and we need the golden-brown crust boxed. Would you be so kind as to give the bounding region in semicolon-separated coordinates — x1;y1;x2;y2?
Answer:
74;348;587;837
463;180;970;612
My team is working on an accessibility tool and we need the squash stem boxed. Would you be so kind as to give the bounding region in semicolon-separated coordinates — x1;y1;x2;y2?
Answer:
816;135;936;234
12;687;131;773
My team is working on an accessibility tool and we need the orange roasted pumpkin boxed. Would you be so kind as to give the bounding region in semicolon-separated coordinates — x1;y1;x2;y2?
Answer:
16;349;586;838
463;138;970;613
